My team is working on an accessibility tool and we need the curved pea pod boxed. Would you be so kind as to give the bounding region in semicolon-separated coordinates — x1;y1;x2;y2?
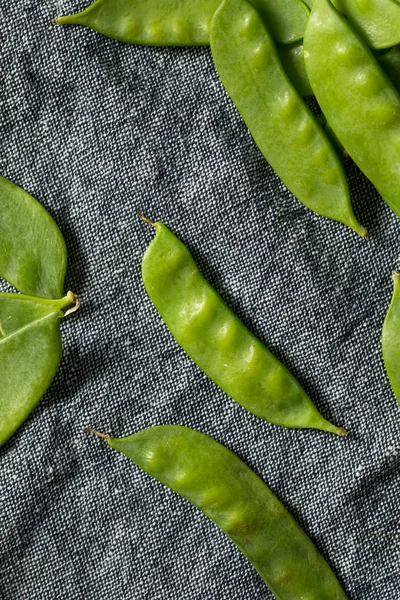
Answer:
278;42;314;97
52;0;309;46
142;221;346;435
87;425;349;599
210;0;366;237
382;272;400;404
0;292;75;446
378;45;400;94
331;0;400;50
279;42;400;99
0;176;67;299
304;0;400;219
323;120;347;162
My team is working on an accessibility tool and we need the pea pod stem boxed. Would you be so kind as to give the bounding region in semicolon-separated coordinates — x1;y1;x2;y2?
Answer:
137;209;156;228
64;292;80;317
83;427;110;439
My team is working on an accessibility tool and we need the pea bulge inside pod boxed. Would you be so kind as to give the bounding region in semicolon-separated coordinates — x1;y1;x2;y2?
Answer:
304;0;400;218
209;0;367;237
87;425;349;599
141;218;347;435
53;0;309;46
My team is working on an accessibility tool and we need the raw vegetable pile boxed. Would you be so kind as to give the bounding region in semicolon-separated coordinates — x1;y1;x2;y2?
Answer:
1;0;400;598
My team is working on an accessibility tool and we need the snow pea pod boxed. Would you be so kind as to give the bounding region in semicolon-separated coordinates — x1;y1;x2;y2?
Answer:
382;272;400;404
210;0;366;237
304;0;400;219
0;176;67;299
278;42;314;97
0;177;78;446
86;425;349;600
378;45;400;94
279;43;400;99
142;219;346;435
0;293;75;446
52;0;309;46
331;0;400;50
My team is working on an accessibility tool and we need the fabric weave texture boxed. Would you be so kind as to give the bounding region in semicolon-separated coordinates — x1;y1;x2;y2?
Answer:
0;1;399;599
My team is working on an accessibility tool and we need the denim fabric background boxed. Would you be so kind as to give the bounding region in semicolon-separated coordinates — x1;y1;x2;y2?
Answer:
0;1;399;599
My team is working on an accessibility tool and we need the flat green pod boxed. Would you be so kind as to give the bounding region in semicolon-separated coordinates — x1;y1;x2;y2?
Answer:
0;299;63;446
331;0;400;50
53;0;309;46
279;43;400;99
278;42;314;97
378;45;400;94
88;425;349;600
304;0;400;218
210;0;366;236
0;176;67;299
382;272;400;404
142;220;347;435
0;293;76;446
0;176;78;446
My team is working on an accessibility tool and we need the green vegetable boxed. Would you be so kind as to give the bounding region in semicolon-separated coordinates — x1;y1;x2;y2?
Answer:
331;0;400;50
280;42;400;99
52;0;309;46
0;177;78;446
141;218;347;435
0;176;67;299
86;425;349;600
378;45;400;94
210;0;366;236
382;272;400;404
304;0;400;219
278;41;314;97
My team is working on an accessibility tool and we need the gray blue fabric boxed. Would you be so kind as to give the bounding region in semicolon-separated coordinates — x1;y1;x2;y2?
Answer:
0;1;399;598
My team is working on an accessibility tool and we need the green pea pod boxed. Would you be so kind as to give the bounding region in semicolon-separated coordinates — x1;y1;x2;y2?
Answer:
142;220;346;435
0;293;75;446
331;0;400;50
382;272;400;404
278;42;314;97
87;425;348;599
210;0;366;237
323;120;347;162
304;0;400;219
0;176;79;446
279;42;400;99
378;45;400;94
52;0;309;46
0;176;67;299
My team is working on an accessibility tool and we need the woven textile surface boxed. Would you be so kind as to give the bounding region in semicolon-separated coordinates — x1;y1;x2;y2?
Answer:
1;1;399;598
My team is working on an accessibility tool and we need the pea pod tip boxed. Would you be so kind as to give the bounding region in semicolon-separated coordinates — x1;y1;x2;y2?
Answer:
51;15;79;26
83;427;110;440
64;292;80;317
137;208;156;227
